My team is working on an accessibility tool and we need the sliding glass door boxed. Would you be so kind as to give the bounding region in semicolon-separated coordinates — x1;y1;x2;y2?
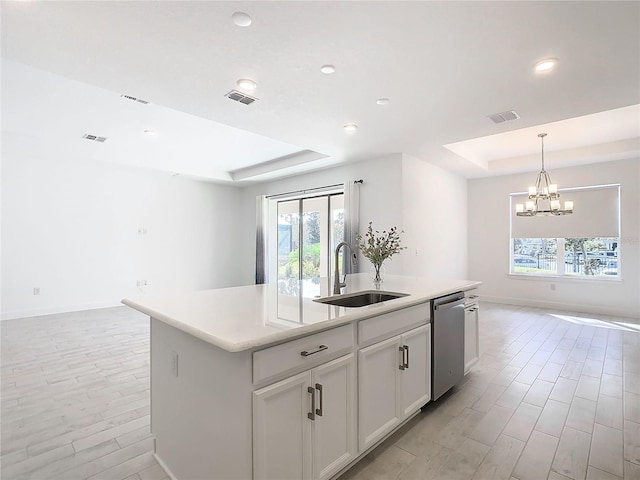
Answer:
276;193;344;297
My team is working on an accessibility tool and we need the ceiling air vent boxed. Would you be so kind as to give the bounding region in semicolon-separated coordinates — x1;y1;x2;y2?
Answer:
82;133;107;143
120;94;149;105
487;110;520;124
225;90;257;105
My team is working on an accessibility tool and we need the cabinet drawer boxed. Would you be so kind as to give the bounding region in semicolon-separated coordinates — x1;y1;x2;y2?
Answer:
253;324;354;385
358;303;429;345
465;289;479;308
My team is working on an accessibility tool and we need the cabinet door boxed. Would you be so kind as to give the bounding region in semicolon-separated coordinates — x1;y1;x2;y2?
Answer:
253;371;312;480
400;324;431;418
311;354;357;480
358;335;402;451
464;306;479;374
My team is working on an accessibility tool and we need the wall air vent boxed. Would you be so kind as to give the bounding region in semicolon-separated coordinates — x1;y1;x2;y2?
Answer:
487;110;520;124
120;94;149;105
82;133;107;143
225;90;257;105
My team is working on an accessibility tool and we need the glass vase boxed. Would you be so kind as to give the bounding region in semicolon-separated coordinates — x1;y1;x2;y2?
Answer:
370;264;385;289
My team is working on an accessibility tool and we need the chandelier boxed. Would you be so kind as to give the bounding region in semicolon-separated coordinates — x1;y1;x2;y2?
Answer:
515;133;573;217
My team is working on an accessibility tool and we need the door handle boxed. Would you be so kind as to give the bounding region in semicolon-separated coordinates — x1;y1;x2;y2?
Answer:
315;383;323;417
399;346;405;370
435;298;466;311
404;345;409;369
307;386;315;420
301;345;328;357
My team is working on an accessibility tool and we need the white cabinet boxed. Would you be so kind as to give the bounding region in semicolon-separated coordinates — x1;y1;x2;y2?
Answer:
400;325;431;417
312;355;357;480
464;292;480;374
253;371;312;480
253;353;357;480
358;324;431;451
358;335;402;451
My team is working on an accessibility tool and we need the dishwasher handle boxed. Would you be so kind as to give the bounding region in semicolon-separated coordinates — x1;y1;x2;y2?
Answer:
434;297;466;311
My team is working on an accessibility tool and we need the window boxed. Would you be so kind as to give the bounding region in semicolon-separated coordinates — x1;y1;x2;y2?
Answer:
512;237;619;277
272;192;344;296
510;185;620;278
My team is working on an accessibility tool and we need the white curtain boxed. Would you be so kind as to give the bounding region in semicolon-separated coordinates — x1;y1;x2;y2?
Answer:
343;180;362;274
255;195;268;284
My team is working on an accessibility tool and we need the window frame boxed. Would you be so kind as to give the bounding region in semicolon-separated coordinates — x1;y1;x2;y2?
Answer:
266;187;345;287
508;237;622;282
508;184;622;282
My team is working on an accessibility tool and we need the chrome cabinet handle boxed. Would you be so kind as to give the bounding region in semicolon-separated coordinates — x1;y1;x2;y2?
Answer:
301;345;328;357
404;345;409;369
308;386;315;420
315;383;323;416
399;346;405;370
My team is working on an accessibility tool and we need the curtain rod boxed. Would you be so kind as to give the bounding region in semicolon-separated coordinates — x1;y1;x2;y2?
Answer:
266;179;363;199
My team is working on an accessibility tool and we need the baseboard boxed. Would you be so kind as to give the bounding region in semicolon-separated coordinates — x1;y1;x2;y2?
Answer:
1;300;124;321
481;295;640;320
153;453;178;480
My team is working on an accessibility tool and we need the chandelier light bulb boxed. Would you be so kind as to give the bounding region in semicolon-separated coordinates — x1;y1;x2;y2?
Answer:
516;133;574;217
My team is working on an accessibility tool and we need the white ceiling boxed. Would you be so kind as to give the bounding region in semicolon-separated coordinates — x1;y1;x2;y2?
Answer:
444;105;640;173
1;1;639;182
1;60;321;182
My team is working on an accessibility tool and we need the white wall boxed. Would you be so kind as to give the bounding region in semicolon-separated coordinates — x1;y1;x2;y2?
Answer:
237;153;469;284
401;154;468;280
2;141;469;320
237;154;404;285
468;157;640;318
1;132;245;320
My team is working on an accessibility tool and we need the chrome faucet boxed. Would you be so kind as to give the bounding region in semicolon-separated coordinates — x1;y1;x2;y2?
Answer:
334;242;358;294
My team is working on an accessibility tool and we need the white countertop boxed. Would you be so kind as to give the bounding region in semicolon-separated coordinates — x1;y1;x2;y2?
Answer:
122;273;480;352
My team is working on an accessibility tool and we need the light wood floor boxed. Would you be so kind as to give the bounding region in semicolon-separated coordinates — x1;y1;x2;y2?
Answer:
1;303;639;480
340;303;640;480
1;307;163;480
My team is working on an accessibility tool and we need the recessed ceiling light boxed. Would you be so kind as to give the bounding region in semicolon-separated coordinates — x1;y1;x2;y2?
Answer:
376;98;390;106
236;78;257;91
320;65;336;74
534;58;558;73
232;12;252;27
144;129;157;136
343;123;358;133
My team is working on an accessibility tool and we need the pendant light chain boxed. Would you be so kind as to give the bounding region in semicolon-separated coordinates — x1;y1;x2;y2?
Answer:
515;133;574;217
539;133;546;172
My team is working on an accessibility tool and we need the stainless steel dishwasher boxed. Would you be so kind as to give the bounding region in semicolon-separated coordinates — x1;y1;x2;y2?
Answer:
431;292;466;400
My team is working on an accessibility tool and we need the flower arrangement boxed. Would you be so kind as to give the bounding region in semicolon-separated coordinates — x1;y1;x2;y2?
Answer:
355;222;406;284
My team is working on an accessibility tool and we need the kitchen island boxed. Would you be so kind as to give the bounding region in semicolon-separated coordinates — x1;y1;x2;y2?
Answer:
123;273;480;480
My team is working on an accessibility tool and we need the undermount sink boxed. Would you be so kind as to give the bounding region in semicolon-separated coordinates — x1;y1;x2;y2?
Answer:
313;290;409;308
